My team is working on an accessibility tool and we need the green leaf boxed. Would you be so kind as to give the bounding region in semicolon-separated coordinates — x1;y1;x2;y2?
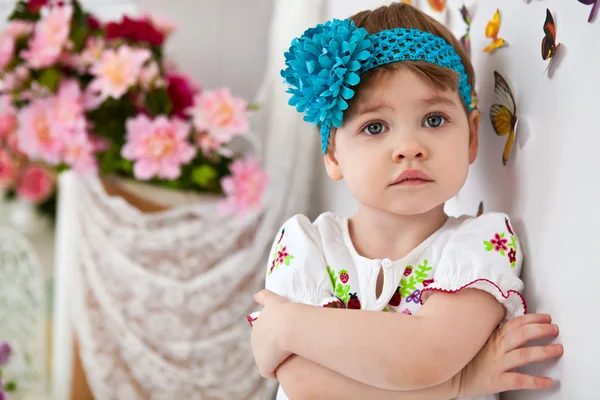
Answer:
8;1;39;22
38;68;61;92
56;163;71;174
336;283;343;292
5;380;17;392
327;266;337;288
191;165;218;188
247;103;261;111
145;88;173;117
70;25;88;52
500;250;506;257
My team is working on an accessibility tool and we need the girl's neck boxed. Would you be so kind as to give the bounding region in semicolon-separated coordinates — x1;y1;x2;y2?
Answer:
348;204;448;261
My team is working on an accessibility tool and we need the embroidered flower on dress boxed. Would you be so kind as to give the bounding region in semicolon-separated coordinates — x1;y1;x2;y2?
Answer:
489;233;508;252
406;289;421;303
484;223;518;268
268;244;294;275
508;248;517;264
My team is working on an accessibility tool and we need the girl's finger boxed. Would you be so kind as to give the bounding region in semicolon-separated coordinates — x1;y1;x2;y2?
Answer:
503;343;564;370
501;323;559;352
498;372;554;391
501;314;552;333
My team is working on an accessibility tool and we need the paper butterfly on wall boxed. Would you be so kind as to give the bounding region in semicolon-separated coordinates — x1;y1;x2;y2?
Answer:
484;9;506;53
578;0;598;23
459;5;472;55
490;71;518;166
428;0;446;12
542;8;561;73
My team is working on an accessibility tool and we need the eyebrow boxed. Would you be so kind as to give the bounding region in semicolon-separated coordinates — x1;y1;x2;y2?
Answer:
420;95;458;108
348;102;395;119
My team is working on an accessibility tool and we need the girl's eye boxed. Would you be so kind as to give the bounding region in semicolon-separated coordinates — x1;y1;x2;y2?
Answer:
362;122;386;135
424;114;447;128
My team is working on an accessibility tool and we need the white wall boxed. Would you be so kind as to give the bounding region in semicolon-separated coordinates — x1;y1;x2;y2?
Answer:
317;0;600;398
138;0;273;101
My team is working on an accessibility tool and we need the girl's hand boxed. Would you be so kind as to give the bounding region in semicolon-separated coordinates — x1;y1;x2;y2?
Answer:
458;313;563;397
250;289;292;380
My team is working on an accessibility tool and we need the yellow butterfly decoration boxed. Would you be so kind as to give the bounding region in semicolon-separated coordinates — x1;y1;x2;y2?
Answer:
402;0;412;4
490;71;518;166
483;9;506;53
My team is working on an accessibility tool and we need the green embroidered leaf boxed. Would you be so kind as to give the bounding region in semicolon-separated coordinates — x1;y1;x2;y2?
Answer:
383;307;389;312
499;233;505;238
400;276;417;297
483;241;494;251
327;266;337;288
414;260;433;282
336;283;343;293
511;262;516;269
500;250;506;257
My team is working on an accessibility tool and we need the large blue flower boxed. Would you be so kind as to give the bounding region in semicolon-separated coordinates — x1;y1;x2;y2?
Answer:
281;19;372;153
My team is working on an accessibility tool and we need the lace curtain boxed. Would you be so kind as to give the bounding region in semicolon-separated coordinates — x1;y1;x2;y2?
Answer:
51;0;326;398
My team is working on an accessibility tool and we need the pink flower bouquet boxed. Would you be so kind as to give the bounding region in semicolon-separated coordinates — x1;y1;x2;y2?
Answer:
0;0;268;218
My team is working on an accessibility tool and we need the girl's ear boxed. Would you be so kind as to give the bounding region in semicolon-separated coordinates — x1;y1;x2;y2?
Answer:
324;147;343;181
468;110;480;165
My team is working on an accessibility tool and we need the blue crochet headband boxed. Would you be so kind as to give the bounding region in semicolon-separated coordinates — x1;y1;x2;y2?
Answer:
281;19;473;153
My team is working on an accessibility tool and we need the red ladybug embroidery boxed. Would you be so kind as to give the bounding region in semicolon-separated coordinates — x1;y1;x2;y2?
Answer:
423;279;434;287
347;293;361;309
388;287;401;306
403;267;413;277
339;269;349;284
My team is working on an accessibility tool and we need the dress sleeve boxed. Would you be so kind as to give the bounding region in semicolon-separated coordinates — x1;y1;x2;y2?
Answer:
247;214;341;326
420;212;526;322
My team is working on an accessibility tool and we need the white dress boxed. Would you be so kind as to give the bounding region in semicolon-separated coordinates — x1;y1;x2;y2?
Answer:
251;211;526;400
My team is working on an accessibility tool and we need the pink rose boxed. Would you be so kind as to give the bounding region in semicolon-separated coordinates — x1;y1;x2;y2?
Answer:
16;165;54;203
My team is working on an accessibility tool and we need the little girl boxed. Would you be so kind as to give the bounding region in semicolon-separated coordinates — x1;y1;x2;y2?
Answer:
249;3;562;399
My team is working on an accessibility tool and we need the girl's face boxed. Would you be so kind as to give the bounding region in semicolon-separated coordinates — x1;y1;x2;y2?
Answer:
325;68;479;217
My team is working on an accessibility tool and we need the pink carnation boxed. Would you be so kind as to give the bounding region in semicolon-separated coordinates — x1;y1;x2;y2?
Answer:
18;97;63;164
89;45;151;101
0;148;17;189
218;157;269;217
0;95;17;138
16;165;54;203
50;79;86;133
189;88;250;144
139;61;162;90
63;132;97;173
21;4;73;68
4;21;35;39
64;36;104;73
0;33;15;71
121;115;196;180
